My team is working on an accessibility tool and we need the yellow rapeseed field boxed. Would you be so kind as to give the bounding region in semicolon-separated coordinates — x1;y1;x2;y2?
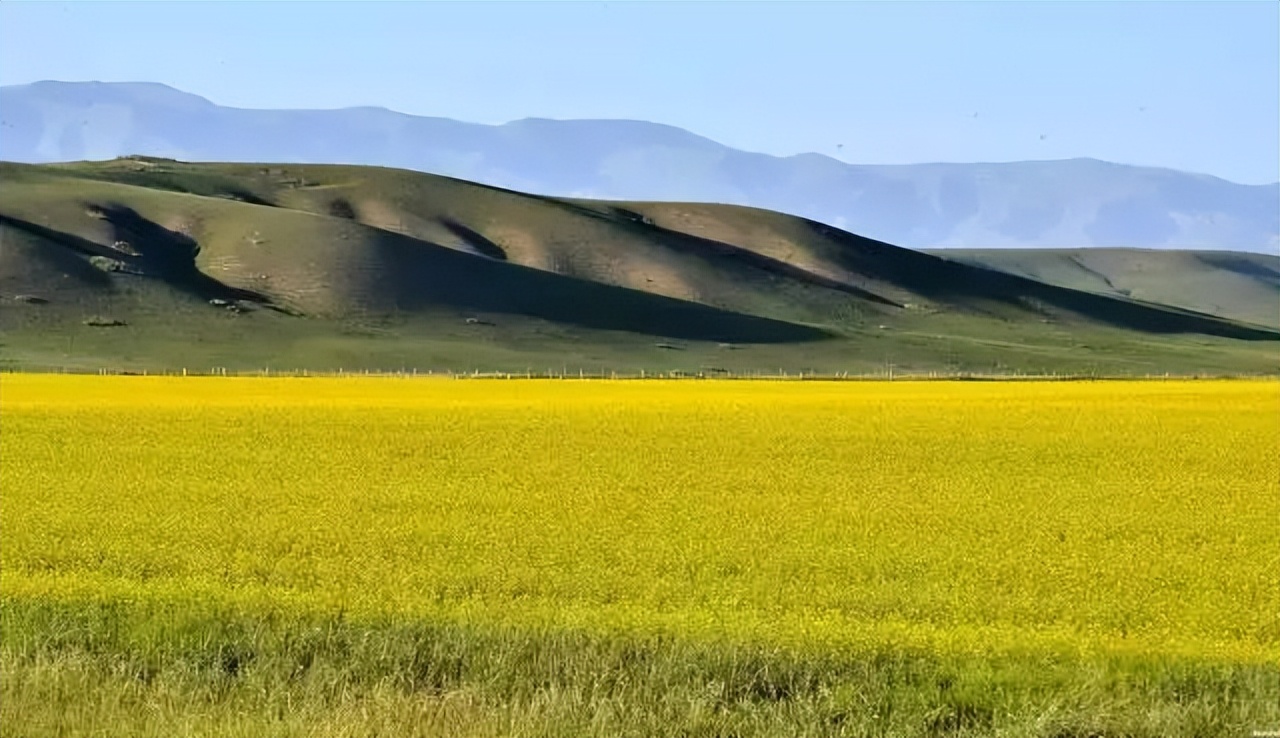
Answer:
3;376;1277;666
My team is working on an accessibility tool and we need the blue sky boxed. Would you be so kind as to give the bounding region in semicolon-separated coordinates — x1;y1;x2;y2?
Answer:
2;1;1277;184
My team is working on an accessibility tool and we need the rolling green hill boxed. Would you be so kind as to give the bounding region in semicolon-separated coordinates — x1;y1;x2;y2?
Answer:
930;248;1279;328
1;158;1276;375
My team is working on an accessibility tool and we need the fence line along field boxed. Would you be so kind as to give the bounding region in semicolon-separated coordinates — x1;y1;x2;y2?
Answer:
2;376;1277;737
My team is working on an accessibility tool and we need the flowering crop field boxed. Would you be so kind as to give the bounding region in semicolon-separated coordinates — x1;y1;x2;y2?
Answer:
2;376;1277;737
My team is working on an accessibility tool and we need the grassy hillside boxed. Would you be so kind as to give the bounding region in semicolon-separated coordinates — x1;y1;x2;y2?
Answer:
931;248;1280;328
1;158;1276;375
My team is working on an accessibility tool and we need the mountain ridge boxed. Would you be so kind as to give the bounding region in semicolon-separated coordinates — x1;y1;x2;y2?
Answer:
3;81;1276;254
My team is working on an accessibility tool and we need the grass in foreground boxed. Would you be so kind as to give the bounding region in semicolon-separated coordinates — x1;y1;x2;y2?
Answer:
5;601;1275;738
2;377;1278;736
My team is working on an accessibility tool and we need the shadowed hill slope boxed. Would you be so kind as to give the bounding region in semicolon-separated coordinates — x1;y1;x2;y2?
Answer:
1;159;1277;373
928;248;1280;329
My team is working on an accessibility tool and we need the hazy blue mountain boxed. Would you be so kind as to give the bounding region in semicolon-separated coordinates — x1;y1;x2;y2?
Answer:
2;80;1276;253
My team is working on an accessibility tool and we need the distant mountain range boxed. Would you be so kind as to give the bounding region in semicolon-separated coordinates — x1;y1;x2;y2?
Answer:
2;81;1277;253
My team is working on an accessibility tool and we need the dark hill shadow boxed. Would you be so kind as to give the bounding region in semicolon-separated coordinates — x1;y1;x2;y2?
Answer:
807;222;1280;341
0;220;115;290
0;211;284;310
543;198;901;307
1194;253;1280;289
440;218;508;260
367;228;829;344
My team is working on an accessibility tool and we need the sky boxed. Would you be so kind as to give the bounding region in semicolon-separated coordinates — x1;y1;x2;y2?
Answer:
1;1;1277;184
